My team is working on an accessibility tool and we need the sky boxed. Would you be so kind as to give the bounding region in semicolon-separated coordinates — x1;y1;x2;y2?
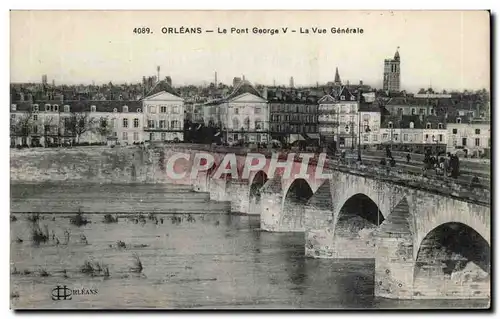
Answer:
10;10;490;92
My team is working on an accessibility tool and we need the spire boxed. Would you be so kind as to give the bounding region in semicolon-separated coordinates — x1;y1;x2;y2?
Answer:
334;67;341;85
394;46;400;61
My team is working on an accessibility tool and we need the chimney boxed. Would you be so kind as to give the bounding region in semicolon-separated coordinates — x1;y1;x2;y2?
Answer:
359;80;363;86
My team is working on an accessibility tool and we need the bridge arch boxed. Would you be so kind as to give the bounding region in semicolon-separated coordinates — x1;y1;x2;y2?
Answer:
413;222;490;299
248;170;268;214
332;193;385;258
280;178;315;232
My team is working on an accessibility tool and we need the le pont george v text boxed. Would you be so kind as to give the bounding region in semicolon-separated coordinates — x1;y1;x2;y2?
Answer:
160;27;364;35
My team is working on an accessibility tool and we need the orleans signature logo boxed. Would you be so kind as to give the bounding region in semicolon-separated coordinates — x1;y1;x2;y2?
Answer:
51;285;98;301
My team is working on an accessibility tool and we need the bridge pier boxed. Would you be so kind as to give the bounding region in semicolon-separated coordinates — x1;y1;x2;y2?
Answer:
208;177;230;202
304;181;335;258
193;171;209;193
260;178;284;231
230;180;250;214
374;230;415;299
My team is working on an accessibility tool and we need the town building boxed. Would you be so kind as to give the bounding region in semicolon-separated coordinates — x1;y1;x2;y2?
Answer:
383;48;401;92
204;80;269;144
267;90;319;144
446;116;491;157
378;114;447;152
10;100;143;146
142;80;185;142
358;102;381;146
318;86;360;149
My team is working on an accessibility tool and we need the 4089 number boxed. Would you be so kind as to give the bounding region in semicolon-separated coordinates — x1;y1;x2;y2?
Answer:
133;27;152;34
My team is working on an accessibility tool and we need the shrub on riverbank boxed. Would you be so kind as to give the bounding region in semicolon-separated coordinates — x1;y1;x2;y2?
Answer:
103;214;118;223
70;211;90;226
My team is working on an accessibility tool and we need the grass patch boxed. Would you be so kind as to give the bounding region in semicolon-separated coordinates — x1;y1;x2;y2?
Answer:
31;223;49;245
80;259;109;277
103;214;119;223
70;211;90;226
130;253;143;273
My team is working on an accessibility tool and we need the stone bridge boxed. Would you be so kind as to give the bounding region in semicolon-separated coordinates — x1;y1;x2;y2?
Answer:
10;145;491;301
186;149;490;301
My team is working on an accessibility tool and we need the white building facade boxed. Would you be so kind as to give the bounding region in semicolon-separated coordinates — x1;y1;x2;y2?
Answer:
446;121;491;157
142;91;185;142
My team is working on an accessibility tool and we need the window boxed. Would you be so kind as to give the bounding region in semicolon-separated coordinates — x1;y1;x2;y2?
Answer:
171;120;178;129
172;106;179;114
430;108;435;115
425;134;429;140
255;121;263;130
122;132;128;140
345;125;349;133
113;132;117;137
462;138;467;146
411;108;416;115
90;105;96;112
53;104;59;112
10;114;15;120
255;108;261;114
397;108;403;114
438;123;443;129
456;117;462;124
388;122;393;129
232;118;239;129
409;122;414;129
149;106;156;113
123;105;128;113
134;118;139;128
137;108;142;113
148;120;155;128
420;108;426;115
234;108;239;115
439;134;443;142
45;104;50;111
32;125;38;134
161;132;166;140
350;96;356;101
475;129;481;134
33;104;39;112
33;115;38;121
363;135;369;142
64;105;70;112
426;123;431;129
340;96;345;101
373;134;378;142
159;120;166;129
394;134;399;141
452;128;458;134
160;106;167;113
150;133;155;141
382;133;388;140
113;108;118;113
123;118;128;128
11;104;16;111
133;132;139;141
475;138;480;146
403;134;408;141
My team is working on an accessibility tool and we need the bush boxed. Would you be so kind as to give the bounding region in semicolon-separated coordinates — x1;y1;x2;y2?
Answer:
70;211;90;226
103;214;118;223
15;145;22;149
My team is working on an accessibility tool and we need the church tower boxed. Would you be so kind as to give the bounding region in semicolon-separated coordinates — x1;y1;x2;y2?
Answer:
334;67;342;86
383;48;401;92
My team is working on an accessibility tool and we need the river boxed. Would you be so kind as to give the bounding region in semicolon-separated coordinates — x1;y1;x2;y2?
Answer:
10;184;489;309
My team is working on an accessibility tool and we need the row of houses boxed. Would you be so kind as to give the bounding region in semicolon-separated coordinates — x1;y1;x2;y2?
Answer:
10;79;491;157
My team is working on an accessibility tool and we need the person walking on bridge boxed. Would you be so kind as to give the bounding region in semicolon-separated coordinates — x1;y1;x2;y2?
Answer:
406;153;411;164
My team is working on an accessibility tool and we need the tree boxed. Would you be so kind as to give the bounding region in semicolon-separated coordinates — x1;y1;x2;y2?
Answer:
418;88;426;94
95;117;112;143
10;109;33;145
65;112;98;144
